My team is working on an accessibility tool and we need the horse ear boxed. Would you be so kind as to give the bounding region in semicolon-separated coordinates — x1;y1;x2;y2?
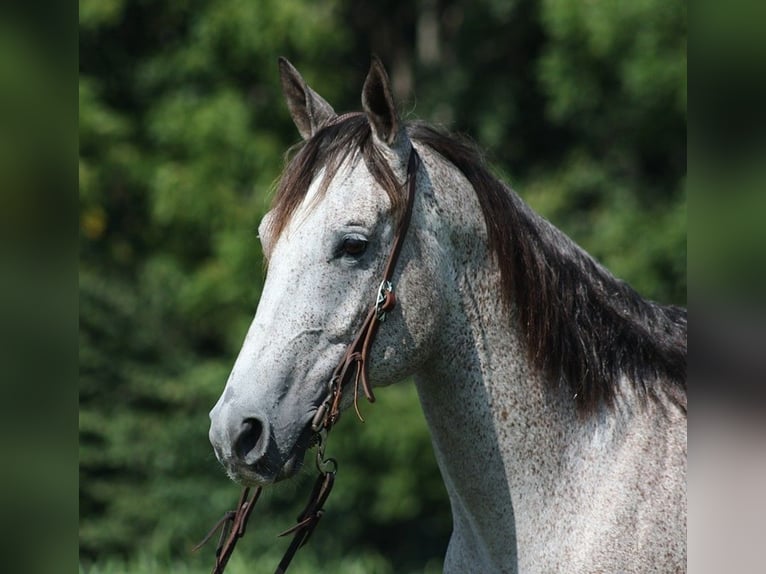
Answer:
278;57;336;140
362;55;400;146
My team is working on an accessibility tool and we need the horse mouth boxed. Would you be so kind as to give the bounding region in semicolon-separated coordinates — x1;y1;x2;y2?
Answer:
225;420;317;487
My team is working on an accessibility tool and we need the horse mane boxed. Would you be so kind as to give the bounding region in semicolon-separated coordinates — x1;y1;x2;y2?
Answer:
269;114;687;416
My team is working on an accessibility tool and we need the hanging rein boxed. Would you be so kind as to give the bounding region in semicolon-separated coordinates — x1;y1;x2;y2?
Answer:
195;147;421;574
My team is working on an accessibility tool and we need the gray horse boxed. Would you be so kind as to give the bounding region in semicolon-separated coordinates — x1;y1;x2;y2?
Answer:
208;57;687;573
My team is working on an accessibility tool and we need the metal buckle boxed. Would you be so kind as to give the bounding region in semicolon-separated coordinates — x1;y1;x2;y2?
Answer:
375;280;394;321
310;401;329;433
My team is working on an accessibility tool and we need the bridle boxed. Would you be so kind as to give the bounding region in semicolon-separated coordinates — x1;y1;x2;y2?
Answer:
195;145;421;574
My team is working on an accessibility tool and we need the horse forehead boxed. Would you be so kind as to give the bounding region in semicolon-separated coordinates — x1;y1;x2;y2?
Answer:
322;159;387;212
290;160;387;232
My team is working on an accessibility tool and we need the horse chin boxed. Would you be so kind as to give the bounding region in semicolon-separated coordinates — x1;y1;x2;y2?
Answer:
226;466;274;487
226;453;306;487
277;450;307;481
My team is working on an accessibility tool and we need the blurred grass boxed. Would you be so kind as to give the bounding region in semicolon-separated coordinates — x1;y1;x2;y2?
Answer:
79;540;443;574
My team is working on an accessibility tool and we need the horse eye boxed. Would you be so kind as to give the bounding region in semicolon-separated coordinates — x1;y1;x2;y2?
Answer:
341;235;368;257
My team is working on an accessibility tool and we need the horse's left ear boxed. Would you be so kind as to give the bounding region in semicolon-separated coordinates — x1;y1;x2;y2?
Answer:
362;56;400;146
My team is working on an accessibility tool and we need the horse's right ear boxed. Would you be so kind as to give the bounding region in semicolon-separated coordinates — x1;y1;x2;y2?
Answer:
278;57;336;140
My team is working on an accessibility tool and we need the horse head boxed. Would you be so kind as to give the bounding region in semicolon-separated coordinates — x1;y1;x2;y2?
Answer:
208;58;450;485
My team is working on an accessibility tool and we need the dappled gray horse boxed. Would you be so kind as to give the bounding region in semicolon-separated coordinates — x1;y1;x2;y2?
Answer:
208;58;687;573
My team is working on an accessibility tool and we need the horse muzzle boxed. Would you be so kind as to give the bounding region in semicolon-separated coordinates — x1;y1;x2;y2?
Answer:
208;401;314;485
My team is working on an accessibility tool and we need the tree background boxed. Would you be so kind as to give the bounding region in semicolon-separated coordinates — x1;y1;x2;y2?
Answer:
79;0;686;572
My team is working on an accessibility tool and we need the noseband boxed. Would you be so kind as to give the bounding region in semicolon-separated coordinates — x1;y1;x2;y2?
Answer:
196;145;421;574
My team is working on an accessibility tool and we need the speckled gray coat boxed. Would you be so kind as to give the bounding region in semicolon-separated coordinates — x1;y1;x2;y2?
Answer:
208;58;687;573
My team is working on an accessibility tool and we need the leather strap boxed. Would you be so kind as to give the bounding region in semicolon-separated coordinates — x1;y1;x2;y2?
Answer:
193;486;261;574
274;470;335;573
312;147;421;431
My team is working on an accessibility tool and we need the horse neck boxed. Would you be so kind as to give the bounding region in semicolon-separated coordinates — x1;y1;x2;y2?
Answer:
407;145;686;570
411;248;573;567
413;249;581;490
411;145;579;490
404;161;568;566
409;148;630;564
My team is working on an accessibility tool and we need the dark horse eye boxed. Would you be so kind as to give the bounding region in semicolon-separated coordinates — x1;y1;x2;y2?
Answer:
341;235;368;257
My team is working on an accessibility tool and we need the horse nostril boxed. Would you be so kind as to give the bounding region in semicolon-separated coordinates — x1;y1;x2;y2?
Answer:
235;418;266;461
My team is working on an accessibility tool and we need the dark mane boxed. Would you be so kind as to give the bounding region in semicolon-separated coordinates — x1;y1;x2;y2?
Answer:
270;115;687;416
411;123;687;415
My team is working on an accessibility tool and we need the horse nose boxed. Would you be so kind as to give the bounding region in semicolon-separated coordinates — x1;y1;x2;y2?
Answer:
208;405;271;466
235;417;268;464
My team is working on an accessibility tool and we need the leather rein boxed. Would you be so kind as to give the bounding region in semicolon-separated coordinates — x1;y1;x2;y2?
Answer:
195;146;421;574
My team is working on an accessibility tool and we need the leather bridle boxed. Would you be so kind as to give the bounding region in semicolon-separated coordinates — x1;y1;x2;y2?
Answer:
311;145;420;431
196;145;421;574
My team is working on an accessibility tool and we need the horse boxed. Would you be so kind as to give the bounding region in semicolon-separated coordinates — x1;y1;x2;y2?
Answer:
208;57;687;573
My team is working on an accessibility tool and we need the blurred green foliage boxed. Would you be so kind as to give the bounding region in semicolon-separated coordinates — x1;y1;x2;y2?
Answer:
79;0;685;572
